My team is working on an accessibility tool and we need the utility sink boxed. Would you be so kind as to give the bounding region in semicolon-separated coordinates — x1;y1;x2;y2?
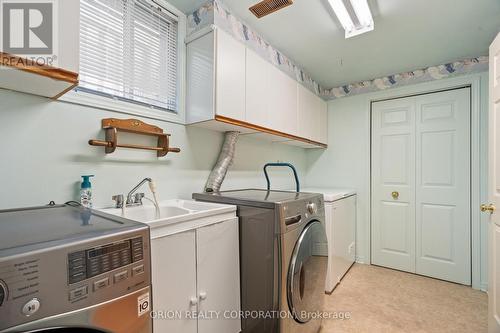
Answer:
99;199;236;237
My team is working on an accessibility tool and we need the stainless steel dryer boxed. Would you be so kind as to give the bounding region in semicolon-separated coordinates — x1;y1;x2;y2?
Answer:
0;204;152;333
279;194;328;333
193;189;328;333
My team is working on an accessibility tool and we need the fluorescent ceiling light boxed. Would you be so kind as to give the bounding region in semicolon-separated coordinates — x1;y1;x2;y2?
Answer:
327;0;355;34
328;0;374;38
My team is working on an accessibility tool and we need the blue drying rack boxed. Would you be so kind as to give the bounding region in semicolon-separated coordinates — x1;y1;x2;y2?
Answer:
263;162;300;193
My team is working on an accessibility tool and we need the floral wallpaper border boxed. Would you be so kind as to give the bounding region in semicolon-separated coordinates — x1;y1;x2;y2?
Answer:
188;1;489;101
323;56;489;100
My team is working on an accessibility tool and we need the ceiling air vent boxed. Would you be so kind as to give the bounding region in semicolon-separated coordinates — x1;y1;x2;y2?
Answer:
249;0;293;18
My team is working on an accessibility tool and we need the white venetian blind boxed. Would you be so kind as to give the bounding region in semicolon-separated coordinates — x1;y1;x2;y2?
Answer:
79;0;178;112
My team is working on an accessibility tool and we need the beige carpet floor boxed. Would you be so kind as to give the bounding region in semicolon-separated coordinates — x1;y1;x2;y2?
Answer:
320;264;487;333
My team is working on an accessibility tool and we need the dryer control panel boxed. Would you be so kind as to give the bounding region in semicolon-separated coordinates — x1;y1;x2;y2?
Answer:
279;195;325;233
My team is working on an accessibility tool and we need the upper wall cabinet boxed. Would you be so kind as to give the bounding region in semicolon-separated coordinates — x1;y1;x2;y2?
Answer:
245;48;270;128
268;62;298;135
215;29;246;121
186;27;327;148
0;1;79;99
297;83;328;144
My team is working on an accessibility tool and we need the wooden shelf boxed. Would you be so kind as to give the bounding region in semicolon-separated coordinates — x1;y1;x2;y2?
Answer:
0;52;78;99
214;115;328;148
89;118;181;157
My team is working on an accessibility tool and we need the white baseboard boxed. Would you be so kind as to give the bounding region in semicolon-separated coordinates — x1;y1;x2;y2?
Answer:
355;255;366;264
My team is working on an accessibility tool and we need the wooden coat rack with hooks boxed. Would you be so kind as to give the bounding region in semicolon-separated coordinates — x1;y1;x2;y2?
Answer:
88;118;181;157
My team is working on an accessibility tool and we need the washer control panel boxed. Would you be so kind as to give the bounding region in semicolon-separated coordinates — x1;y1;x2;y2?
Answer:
0;229;150;331
68;237;143;284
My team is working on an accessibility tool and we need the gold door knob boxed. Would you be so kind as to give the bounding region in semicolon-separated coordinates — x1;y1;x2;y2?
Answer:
391;191;399;200
480;204;496;213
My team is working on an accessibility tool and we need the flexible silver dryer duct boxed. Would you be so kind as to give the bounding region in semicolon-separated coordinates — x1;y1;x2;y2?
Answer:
204;131;240;192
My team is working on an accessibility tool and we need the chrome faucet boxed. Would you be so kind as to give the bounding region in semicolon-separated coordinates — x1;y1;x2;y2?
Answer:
112;178;152;208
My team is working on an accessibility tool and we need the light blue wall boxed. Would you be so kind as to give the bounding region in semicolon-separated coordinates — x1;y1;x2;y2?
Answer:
305;72;489;291
306;94;371;262
0;72;489;290
0;89;307;210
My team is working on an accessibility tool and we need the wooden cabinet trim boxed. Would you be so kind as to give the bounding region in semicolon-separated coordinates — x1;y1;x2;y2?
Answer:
215;115;328;148
0;52;79;84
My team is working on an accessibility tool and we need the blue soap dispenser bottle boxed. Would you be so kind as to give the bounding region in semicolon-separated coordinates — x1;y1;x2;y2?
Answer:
80;175;95;208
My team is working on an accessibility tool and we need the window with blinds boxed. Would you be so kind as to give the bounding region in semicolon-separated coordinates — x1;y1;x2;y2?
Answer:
79;0;178;112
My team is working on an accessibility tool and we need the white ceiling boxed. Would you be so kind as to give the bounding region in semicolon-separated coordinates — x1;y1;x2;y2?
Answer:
170;0;500;89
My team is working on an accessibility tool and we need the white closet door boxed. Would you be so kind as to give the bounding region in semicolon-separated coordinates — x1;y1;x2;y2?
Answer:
487;32;500;332
415;88;471;284
372;88;471;284
371;98;416;272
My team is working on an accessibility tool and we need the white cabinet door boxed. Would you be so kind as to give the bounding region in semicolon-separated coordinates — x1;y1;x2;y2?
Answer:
186;32;215;124
331;196;356;284
372;97;417;273
487;32;500;332
297;84;328;143
297;83;316;139
268;66;298;135
318;99;328;144
415;88;471;285
246;49;270;127
151;231;197;333
197;219;241;333
215;29;246;121
311;96;322;143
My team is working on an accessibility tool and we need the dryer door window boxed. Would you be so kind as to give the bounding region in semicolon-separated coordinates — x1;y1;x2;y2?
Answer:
287;220;328;323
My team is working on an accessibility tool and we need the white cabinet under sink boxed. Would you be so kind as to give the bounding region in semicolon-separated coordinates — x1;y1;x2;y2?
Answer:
151;218;241;333
186;27;327;148
99;200;240;333
196;220;241;333
152;230;197;333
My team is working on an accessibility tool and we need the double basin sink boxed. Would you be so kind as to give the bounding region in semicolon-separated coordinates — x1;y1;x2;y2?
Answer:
99;199;236;234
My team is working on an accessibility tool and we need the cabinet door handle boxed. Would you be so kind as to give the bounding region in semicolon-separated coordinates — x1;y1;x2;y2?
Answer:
199;292;207;300
190;297;198;305
391;191;399;200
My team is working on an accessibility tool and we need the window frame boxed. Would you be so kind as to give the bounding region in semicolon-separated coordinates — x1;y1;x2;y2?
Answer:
61;0;187;125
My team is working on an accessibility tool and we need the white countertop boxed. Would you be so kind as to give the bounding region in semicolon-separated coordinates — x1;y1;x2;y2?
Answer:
301;187;356;202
